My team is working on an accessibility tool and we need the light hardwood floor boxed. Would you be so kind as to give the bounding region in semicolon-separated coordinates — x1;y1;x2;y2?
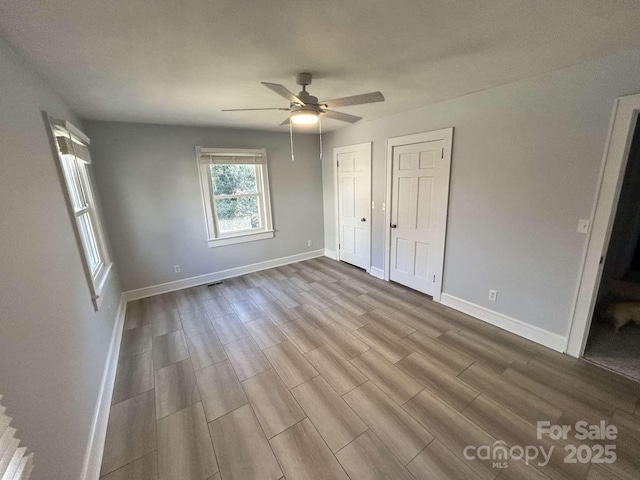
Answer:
101;257;640;480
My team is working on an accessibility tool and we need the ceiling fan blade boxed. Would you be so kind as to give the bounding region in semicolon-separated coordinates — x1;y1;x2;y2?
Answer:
320;91;385;108
222;107;290;112
321;110;362;123
261;82;305;105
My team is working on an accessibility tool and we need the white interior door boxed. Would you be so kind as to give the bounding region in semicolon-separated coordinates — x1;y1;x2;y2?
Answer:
389;139;449;295
335;143;371;270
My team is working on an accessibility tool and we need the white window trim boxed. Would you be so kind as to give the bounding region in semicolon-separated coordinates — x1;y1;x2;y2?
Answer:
47;115;113;310
196;147;274;248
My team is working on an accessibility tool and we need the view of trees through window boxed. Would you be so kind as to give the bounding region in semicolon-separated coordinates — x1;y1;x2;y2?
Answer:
210;164;261;233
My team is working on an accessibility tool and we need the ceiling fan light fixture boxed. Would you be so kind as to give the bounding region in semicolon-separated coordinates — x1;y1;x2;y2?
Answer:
290;110;319;125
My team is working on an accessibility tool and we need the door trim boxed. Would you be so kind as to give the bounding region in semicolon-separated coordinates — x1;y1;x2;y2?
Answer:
333;142;372;272
384;128;453;302
566;93;640;357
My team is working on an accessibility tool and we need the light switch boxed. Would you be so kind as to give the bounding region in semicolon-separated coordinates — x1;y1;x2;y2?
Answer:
577;219;590;234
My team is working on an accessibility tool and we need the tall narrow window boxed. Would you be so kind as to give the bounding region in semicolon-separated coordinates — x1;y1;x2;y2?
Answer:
48;117;112;309
196;147;274;247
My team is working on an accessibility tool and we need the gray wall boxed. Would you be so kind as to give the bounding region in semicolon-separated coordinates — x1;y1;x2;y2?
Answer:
0;36;121;479
322;47;640;337
85;121;324;291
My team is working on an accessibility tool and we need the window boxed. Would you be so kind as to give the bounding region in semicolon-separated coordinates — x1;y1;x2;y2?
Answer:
48;117;112;309
196;147;274;247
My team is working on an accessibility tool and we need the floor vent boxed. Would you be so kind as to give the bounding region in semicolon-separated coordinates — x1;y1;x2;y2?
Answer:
0;395;33;480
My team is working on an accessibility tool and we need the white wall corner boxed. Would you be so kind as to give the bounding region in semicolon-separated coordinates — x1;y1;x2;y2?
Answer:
123;249;326;301
369;266;385;280
324;249;337;260
80;293;127;480
440;293;567;353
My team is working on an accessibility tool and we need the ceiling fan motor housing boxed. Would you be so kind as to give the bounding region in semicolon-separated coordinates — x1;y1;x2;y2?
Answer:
296;72;313;87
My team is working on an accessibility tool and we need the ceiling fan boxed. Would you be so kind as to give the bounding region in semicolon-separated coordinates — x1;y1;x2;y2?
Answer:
222;72;385;126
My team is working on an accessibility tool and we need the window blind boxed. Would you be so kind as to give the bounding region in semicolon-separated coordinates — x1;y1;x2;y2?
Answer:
52;120;92;163
197;147;267;165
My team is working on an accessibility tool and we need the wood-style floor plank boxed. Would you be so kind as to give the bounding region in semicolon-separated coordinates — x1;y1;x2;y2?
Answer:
259;300;299;325
458;363;562;424
351;350;424;405
179;308;214;338
324;304;368;331
202;297;234;318
291;376;367;452
403;389;498;480
402;331;473;375
101;390;156;476
228;298;263;323
155;359;201;419
344;382;433;465
210;313;250;345
331;294;375;316
361;309;416;339
353;324;413;363
407;439;482;480
336;430;414;480
242;369;305;438
120;325;152;358
157;402;218;480
151;309;182;337
270;418;349;480
278;319;325;353
305;345;367;395
245;317;286;349
111;351;154;404
186;331;227;371
101;451;158;480
153;330;189;369
263;341;318;388
224;337;271;381
209;404;282;480
195;360;247;421
397;352;479;411
315;322;369;360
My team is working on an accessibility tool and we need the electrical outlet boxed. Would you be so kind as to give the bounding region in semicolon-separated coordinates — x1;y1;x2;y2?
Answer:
489;289;498;302
174;265;181;273
307;240;312;247
577;219;590;234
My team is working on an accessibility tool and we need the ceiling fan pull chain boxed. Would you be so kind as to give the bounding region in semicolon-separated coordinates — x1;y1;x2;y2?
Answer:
319;115;323;161
289;117;295;161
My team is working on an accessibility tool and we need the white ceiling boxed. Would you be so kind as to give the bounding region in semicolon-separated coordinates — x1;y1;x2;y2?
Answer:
2;0;640;132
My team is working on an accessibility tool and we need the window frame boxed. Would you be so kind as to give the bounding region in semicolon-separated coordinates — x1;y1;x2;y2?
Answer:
196;147;274;248
47;116;113;310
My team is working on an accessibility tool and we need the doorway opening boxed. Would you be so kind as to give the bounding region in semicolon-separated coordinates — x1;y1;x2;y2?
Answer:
583;117;640;380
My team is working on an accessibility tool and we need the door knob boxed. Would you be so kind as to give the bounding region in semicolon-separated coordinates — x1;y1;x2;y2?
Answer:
361;218;366;222
390;223;397;228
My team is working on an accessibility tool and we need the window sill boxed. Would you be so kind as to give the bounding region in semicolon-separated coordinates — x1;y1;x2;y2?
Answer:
207;230;274;248
91;262;114;311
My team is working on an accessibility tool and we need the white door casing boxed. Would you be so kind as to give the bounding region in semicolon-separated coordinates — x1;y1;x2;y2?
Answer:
335;143;372;271
566;93;640;357
385;129;453;301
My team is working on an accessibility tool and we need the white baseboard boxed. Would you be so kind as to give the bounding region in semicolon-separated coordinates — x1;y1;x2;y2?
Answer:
81;293;127;480
369;267;385;280
124;249;325;301
440;293;567;352
324;249;337;260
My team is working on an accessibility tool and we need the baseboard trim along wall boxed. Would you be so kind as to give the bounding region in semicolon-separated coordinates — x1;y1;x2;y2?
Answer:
123;249;325;301
440;293;567;352
369;266;385;280
324;249;337;260
81;294;127;480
